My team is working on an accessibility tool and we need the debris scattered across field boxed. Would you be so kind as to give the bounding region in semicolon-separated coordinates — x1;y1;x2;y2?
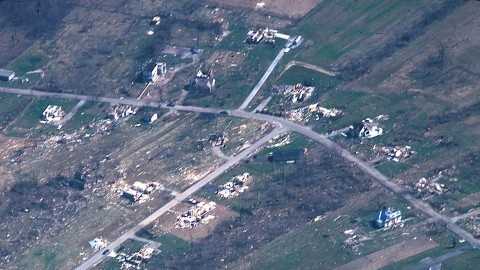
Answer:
41;105;65;124
287;103;342;122
114;245;157;270
277;83;315;104
175;200;216;229
268;134;292;148
216;173;252;199
375;145;415;162
88;237;108;250
414;177;447;196
111;105;137;121
464;215;480;237
209;133;227;147
343;229;370;254
121;181;162;204
342;117;384;139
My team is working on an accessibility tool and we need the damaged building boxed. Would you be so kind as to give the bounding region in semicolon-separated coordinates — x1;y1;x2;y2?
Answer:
277;83;315;104
343;118;383;139
375;207;403;230
287;103;342;122
110;105;137;121
41;105;65;124
216;172;252;199
189;67;215;93
113;245;156;270
175;201;216;229
377;145;415;162
121;181;161;204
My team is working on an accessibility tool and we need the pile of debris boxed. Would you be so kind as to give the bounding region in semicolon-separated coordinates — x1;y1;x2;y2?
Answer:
88;237;108;251
464;215;480;238
216;172;252;199
343;229;369;254
175;200;216;229
121;181;161;204
268;134;292;148
113;245;156;270
193;68;215;92
209;133;227;147
375;207;404;230
246;28;278;44
376;145;415;162
414;177;447;197
287;103;342;122
111;105;137;121
278;83;315;104
41;105;65;124
342;118;383;139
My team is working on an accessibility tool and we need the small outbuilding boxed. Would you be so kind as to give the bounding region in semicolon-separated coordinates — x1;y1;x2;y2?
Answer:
0;69;15;81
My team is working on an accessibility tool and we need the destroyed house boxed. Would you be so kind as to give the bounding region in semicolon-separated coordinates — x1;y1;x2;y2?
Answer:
0;69;15;81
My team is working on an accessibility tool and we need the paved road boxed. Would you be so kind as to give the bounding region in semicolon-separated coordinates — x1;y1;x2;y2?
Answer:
0;87;162;108
230;110;480;248
3;85;479;251
74;127;286;270
238;48;286;110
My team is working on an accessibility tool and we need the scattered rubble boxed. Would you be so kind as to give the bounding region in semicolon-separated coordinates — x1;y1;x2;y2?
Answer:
376;145;415;162
216;173;252;199
110;105;137;121
175;200;216;229
88;237;108;250
343;118;383;139
209;133;227;147
193;67;215;92
343;233;369;254
287;103;342;122
41;105;65;124
151;62;167;83
114;245;157;270
414;177;447;196
276;83;315;104
464;215;480;238
375;207;404;230
246;28;278;44
121;181;162;204
268;134;292;148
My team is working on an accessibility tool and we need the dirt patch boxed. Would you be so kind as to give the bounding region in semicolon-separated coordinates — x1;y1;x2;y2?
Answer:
208;0;321;18
152;200;238;241
335;236;438;270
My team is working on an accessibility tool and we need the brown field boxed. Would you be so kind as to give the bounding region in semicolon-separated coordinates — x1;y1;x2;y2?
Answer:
152;200;238;241
208;0;322;18
335;236;438;270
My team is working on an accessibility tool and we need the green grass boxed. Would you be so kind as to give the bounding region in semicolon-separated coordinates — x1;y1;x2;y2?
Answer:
8;50;48;75
443;250;480;270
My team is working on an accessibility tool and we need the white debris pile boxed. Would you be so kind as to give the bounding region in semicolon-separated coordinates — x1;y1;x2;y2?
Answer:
122;181;161;204
343;231;369;254
216;173;252;199
287;103;342;122
414;177;447;196
41;105;65;124
209;133;228;147
246;28;278;44
268;134;292;148
175;201;216;229
88;237;108;250
279;84;315;104
342;118;383;139
115;245;157;270
376;145;415;162
110;105;137;121
465;215;480;238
